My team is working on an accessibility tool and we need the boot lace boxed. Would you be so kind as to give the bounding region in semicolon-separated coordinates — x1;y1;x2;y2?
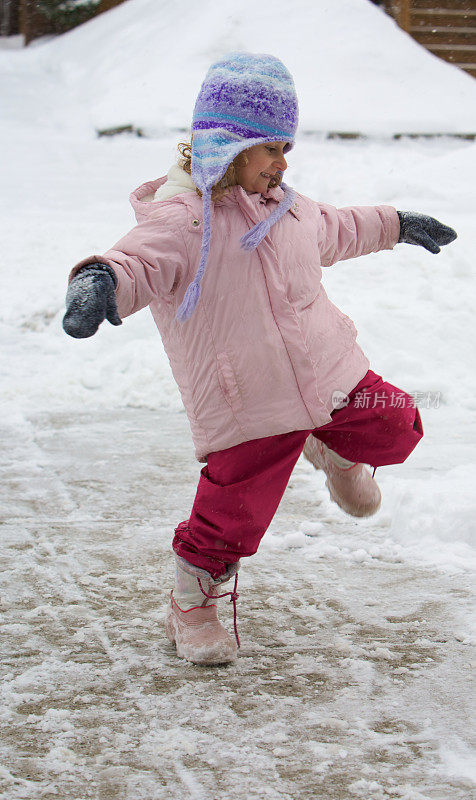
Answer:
197;574;240;648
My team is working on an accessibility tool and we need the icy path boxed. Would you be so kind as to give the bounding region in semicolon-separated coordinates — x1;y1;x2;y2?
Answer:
1;407;473;800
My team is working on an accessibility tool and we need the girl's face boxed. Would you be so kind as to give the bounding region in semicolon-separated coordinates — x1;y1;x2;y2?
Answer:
235;141;288;194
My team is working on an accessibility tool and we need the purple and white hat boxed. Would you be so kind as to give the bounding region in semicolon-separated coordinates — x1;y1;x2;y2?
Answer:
176;52;299;322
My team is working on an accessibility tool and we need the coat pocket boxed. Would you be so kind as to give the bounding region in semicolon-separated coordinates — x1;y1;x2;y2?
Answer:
216;352;243;412
330;305;359;359
285;260;323;311
335;306;358;337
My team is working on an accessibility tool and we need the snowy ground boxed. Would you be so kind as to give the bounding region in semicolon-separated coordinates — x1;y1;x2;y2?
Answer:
1;2;476;797
1;407;474;800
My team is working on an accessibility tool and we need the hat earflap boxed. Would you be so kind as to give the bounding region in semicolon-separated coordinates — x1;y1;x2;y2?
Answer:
175;189;212;322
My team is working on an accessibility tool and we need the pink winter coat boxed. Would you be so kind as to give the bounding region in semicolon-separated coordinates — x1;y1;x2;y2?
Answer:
71;177;400;461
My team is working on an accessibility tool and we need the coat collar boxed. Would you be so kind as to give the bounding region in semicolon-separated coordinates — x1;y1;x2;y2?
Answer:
215;183;300;220
129;174;301;223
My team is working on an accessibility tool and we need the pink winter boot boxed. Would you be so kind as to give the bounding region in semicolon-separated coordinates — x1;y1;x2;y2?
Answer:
303;435;381;518
165;557;240;665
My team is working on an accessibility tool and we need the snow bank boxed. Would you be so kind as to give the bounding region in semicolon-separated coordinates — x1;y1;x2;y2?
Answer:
4;0;476;136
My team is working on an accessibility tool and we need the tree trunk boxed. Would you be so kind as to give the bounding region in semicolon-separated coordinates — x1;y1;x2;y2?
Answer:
98;0;125;10
0;0;20;36
19;0;54;44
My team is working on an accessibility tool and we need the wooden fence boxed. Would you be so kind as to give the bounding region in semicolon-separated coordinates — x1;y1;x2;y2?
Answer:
385;0;476;77
12;0;125;44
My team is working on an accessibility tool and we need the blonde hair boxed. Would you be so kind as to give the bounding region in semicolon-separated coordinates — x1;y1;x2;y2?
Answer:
177;138;282;201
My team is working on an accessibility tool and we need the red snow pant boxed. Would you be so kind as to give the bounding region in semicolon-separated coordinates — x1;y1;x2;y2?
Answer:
173;370;423;578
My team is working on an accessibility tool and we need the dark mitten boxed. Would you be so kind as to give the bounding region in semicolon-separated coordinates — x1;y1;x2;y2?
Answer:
63;263;122;339
397;211;457;254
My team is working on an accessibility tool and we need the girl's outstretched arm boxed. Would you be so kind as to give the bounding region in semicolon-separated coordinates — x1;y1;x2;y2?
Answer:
316;202;401;267
316;202;456;268
63;206;188;338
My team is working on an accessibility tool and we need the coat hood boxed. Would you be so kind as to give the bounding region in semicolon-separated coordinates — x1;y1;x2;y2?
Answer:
129;165;196;224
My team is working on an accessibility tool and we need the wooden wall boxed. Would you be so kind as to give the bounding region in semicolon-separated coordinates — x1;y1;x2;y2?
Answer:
385;0;476;78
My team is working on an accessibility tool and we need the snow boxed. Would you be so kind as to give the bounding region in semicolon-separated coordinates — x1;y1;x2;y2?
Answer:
1;1;475;798
6;0;476;136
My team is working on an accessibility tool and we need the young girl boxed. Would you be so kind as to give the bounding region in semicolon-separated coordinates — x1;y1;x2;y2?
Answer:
63;52;456;666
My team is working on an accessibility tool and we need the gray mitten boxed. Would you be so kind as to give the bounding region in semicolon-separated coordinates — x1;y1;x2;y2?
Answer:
63;263;122;339
397;211;457;254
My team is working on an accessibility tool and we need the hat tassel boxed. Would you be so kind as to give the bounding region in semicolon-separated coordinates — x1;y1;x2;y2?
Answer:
176;183;296;322
240;182;296;251
176;190;212;323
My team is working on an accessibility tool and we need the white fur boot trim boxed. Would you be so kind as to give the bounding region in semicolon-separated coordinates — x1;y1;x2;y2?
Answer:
173;556;239;611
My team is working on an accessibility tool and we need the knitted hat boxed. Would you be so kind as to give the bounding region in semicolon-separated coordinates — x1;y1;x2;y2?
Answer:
176;52;299;322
